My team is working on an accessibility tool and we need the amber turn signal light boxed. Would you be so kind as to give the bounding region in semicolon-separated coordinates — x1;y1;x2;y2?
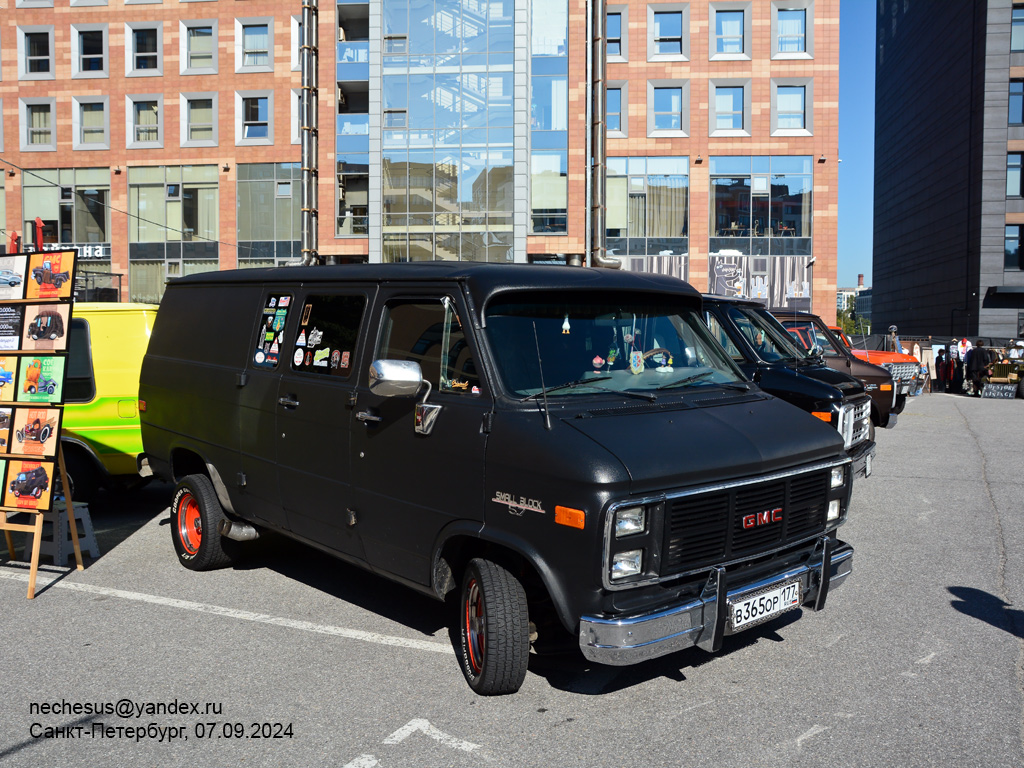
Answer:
555;506;585;529
811;411;832;422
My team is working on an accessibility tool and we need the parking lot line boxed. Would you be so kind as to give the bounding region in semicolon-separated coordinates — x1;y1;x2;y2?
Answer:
0;569;453;655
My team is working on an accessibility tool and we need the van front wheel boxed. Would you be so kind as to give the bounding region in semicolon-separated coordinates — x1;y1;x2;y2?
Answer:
171;474;234;571
457;558;529;696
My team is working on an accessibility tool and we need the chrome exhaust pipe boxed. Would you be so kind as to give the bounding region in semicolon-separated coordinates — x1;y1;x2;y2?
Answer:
219;519;260;542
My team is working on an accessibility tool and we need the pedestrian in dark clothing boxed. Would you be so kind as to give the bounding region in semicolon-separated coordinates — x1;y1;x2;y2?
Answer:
950;342;965;394
936;349;948;393
965;340;992;396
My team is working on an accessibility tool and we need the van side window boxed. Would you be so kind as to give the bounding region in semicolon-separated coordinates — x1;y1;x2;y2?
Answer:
379;299;480;394
291;294;366;376
704;312;744;362
253;294;293;369
64;318;96;403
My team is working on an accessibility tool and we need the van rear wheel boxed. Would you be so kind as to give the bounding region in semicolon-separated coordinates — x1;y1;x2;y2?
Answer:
457;558;529;696
171;474;234;571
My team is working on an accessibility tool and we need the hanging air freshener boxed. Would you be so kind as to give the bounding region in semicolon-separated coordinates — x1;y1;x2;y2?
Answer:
562;314;571;334
629;350;644;375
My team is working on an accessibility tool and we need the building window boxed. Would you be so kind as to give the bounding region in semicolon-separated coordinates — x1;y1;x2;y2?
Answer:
182;94;217;147
715;10;744;54
777;86;805;129
126;95;163;148
608;12;622;56
1008;155;1022;198
126;23;163;76
1013;8;1024;52
1010;81;1023;125
19;28;55;80
653;12;683;55
236;91;274;145
1006;225;1021;270
134;101;159;142
243;97;268;138
23;169;111;261
653;87;682;130
129;165;220;303
606;156;689;265
237;163;302;267
73;97;110;149
134;29;158;70
182;22;216;74
291;15;303;72
777;9;806;52
239;21;272;70
531;151;567;234
608;88;622;132
27;103;54;147
716;86;744;130
76;28;107;76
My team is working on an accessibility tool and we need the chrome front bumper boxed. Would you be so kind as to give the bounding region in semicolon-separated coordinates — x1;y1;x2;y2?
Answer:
579;537;853;665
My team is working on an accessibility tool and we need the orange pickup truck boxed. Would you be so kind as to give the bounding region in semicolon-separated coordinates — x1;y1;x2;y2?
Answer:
829;326;919;414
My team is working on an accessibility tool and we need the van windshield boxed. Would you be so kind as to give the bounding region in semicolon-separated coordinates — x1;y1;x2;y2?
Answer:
484;292;746;398
727;306;805;363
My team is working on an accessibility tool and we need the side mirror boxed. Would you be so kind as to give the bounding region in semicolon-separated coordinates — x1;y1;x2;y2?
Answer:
810;344;824;358
368;359;423;398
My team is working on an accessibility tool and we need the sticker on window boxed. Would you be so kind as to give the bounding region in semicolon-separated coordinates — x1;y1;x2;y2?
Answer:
253;293;291;369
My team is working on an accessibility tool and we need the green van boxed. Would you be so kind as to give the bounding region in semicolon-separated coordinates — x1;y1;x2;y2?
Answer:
63;303;158;501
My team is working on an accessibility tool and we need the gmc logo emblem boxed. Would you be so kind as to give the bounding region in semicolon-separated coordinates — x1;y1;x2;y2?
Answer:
743;508;783;529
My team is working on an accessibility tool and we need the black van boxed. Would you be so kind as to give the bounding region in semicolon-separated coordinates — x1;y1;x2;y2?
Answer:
702;295;876;477
140;263;856;695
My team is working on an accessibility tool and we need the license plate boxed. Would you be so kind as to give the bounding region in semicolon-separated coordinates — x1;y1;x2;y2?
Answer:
900;385;909;394
729;581;801;631
865;454;872;477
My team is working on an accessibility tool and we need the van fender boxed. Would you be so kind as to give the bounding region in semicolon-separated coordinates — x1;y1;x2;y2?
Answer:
167;440;238;516
432;522;578;633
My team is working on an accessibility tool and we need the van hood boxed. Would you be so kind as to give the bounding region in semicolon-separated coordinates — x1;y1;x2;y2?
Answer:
562;395;845;496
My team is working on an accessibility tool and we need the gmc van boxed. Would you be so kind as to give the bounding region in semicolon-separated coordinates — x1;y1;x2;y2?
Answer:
140;263;856;695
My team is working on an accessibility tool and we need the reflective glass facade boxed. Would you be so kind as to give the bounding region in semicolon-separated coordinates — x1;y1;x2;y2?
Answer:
380;0;515;261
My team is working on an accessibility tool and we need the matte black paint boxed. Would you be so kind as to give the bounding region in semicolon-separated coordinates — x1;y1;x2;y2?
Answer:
140;263;851;641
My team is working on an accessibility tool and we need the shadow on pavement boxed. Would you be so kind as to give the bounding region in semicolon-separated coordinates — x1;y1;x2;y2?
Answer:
2;480;174;572
948;586;1024;640
526;610;803;695
217;531;448;638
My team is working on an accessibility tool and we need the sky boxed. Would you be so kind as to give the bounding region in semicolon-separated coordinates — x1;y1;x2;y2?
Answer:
837;0;876;288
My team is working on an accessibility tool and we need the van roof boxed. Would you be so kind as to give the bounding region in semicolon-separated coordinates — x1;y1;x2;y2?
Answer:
167;262;702;305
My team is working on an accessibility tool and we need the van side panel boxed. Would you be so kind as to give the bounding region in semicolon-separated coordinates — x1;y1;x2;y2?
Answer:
141;284;258;507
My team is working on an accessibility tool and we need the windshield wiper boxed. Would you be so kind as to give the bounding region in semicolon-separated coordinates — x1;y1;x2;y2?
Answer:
522;376;613;400
656;371;714;390
657;371;750;392
522;376;658;403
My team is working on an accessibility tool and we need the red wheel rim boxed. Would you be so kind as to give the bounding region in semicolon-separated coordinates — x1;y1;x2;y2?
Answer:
177;492;202;555
464;579;484;675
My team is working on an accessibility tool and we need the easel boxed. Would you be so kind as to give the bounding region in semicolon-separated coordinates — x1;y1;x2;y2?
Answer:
0;445;83;598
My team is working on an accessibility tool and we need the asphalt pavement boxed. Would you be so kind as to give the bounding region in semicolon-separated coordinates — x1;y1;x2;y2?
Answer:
1;392;1022;768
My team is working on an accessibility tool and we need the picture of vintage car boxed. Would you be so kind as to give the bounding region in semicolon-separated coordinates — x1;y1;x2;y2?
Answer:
0;369;11;389
16;417;55;445
0;269;22;287
31;261;70;289
27;310;65;341
23;360;41;393
10;465;49;498
25;377;58;396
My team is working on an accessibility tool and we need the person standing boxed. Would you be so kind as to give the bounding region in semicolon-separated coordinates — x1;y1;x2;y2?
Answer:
965;340;992;397
935;348;948;393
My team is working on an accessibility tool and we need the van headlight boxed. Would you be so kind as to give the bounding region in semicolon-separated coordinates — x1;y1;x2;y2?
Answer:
611;550;643;580
614;506;646;537
830;467;845;489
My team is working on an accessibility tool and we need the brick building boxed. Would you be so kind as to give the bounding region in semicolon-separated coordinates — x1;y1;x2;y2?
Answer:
1;0;838;317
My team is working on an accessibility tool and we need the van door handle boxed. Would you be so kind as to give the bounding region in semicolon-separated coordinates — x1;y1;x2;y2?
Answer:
355;410;382;423
278;396;300;408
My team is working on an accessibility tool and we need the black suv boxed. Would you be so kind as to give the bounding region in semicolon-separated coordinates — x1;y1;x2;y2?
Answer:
703;295;876;477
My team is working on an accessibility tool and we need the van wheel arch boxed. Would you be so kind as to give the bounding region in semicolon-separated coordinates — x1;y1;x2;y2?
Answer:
436;536;576;648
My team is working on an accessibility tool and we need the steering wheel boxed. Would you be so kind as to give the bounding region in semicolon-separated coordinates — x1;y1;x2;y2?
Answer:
641;348;672;361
